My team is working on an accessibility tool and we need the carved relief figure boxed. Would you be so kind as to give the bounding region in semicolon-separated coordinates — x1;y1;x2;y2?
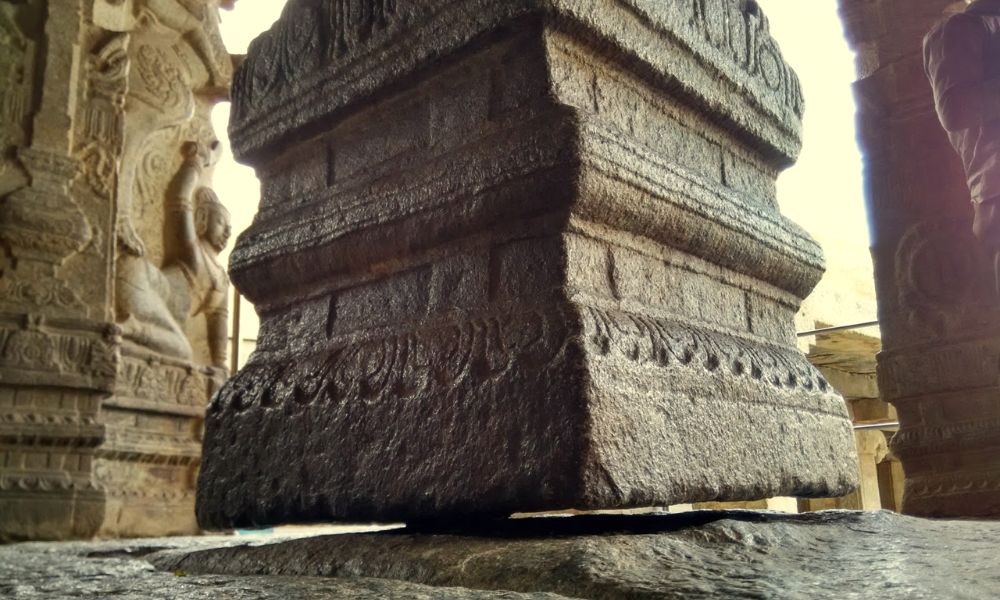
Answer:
0;0;37;193
138;0;234;95
163;140;231;368
114;0;234;256
104;0;234;370
117;140;230;369
924;0;1000;274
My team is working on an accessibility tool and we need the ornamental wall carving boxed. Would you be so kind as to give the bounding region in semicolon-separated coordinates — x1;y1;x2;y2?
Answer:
0;0;234;541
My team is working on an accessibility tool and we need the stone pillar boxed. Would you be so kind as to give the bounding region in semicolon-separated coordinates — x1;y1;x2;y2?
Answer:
197;0;859;528
0;0;233;541
855;429;891;510
840;0;1000;517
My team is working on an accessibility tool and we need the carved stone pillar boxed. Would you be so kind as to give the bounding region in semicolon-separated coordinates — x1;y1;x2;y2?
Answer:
197;0;858;528
0;0;232;541
840;0;1000;517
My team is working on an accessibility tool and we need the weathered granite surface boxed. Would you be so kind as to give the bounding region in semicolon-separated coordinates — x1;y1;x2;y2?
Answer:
156;511;1000;599
0;532;562;599
199;0;858;528
3;511;996;599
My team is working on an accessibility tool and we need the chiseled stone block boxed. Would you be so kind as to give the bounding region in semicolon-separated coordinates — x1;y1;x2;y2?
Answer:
197;0;858;527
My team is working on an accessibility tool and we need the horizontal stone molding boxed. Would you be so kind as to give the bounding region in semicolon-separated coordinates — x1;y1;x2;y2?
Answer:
227;304;834;413
96;431;203;465
100;487;196;502
0;475;102;495
101;398;206;418
906;471;1000;502
230;0;801;163
0;414;104;447
877;338;1000;402
890;418;1000;457
198;302;854;527
230;110;820;306
581;306;839;408
218;304;573;415
0;319;119;392
114;350;225;417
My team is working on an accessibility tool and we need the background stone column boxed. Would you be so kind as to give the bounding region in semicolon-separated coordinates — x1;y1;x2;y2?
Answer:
0;0;113;542
840;0;1000;517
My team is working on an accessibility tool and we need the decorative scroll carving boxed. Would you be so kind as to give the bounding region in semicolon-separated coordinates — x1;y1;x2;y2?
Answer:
76;142;116;199
0;327;117;380
117;354;222;407
134;43;187;109
682;0;803;115
582;306;831;396
76;33;130;199
217;306;571;413
215;305;833;416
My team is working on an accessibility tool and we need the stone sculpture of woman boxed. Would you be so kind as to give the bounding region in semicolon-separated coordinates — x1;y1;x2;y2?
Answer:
116;140;231;369
162;140;232;369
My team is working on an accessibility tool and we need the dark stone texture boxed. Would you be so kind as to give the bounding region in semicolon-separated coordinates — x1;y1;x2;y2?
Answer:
154;511;1000;599
229;0;804;165
197;0;858;528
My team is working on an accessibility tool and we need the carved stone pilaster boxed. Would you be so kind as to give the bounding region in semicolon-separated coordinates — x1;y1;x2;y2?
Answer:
0;0;94;315
0;149;92;273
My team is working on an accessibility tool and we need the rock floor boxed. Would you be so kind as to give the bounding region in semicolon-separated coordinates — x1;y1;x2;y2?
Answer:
0;528;556;599
2;510;999;599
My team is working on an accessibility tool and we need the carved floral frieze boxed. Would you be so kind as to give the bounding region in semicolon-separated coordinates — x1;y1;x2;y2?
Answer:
0;327;117;381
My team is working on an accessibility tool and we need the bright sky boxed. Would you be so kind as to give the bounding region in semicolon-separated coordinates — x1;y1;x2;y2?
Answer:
211;2;286;270
212;0;876;337
756;0;868;247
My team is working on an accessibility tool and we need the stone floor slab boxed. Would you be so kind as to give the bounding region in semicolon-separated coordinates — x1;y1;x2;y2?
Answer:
0;532;562;599
154;511;1000;599
4;511;999;599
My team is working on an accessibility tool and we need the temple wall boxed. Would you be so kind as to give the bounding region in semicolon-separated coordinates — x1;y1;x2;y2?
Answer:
0;0;234;541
